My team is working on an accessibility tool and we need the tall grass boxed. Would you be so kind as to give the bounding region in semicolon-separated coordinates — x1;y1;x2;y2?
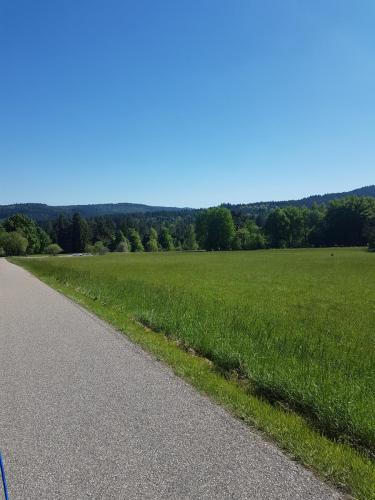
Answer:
14;248;375;455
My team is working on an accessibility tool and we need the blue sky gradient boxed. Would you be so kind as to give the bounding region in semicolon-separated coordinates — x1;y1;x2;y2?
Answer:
1;0;374;207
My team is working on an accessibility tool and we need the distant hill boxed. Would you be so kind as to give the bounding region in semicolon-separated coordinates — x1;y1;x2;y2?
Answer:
223;185;375;215
1;185;374;221
0;202;187;222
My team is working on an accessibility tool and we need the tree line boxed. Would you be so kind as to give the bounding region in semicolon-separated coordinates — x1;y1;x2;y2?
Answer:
1;195;374;256
196;196;375;251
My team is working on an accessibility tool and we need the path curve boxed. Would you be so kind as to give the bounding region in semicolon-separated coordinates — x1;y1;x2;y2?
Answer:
0;259;341;499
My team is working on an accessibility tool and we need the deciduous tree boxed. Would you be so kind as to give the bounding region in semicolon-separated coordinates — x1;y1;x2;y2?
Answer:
128;229;144;252
183;224;198;250
159;227;174;251
196;207;235;250
45;243;62;256
0;232;28;256
147;228;159;252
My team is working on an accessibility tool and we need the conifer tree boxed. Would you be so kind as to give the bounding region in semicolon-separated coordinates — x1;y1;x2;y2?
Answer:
71;213;90;252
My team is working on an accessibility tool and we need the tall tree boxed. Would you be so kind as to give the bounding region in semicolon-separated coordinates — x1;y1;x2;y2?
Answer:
283;206;307;247
128;228;144;252
71;213;90;252
146;228;159;252
232;221;266;250
37;226;51;253
195;207;235;250
264;208;290;248
91;216;116;245
111;230;130;252
306;204;326;246
4;213;49;254
111;229;126;251
54;214;73;253
159;227;174;251
0;232;28;256
183;224;198;250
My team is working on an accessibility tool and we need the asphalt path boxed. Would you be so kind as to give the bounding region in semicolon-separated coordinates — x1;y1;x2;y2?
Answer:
0;259;341;499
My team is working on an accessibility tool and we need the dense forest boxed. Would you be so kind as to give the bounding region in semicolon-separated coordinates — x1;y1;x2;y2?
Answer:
1;196;375;256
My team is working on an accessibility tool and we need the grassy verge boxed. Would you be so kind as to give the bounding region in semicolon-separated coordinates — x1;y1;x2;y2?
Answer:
10;255;375;499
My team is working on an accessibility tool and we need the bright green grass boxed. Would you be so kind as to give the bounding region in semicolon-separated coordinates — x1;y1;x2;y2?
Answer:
11;248;375;498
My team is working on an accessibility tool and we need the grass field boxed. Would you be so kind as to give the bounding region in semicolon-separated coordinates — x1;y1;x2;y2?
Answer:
12;248;375;498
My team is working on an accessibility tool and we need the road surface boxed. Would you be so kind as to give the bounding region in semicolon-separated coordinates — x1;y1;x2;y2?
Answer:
0;259;341;499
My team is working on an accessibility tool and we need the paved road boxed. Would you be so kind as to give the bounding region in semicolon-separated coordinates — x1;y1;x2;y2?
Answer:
0;259;341;499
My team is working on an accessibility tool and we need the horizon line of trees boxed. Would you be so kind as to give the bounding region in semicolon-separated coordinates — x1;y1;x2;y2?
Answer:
1;195;374;256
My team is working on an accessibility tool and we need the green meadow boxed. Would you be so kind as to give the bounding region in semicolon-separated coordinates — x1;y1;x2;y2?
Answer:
13;247;375;498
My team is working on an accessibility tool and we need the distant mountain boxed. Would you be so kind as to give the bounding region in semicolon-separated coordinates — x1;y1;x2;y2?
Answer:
1;185;374;221
223;185;375;215
0;202;188;222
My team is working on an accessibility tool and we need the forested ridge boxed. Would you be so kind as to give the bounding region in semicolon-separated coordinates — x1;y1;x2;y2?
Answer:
0;202;186;221
1;194;375;256
222;184;375;215
1;185;374;221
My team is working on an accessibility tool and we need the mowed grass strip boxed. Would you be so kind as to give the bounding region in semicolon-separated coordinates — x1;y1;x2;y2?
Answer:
11;248;375;499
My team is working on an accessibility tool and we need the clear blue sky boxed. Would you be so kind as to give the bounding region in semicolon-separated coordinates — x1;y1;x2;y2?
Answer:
1;1;374;208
